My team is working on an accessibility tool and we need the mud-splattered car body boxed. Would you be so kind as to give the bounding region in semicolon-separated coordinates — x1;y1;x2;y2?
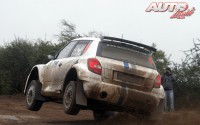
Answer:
24;36;165;117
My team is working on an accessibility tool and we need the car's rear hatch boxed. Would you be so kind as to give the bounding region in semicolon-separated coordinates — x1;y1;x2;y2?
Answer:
96;39;158;92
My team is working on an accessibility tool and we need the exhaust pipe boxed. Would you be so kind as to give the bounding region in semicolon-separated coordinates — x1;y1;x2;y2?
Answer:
99;91;107;99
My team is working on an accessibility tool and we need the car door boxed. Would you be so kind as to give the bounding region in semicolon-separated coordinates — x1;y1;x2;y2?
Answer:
52;41;91;91
42;41;77;92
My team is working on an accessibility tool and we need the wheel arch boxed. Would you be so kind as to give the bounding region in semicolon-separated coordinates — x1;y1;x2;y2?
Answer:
62;66;87;106
24;65;45;94
62;67;78;93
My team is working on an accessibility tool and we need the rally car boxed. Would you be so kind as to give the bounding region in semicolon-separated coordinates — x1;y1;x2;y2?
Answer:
24;36;165;121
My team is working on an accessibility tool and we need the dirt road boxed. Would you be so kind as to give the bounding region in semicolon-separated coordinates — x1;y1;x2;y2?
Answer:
0;95;200;125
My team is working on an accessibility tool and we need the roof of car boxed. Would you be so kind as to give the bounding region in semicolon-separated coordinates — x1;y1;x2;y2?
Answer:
73;36;156;53
73;37;100;41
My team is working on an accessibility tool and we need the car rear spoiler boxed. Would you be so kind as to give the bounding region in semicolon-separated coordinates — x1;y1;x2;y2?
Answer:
101;36;157;53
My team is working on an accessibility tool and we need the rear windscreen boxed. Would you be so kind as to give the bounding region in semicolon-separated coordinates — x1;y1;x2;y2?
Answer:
97;42;156;69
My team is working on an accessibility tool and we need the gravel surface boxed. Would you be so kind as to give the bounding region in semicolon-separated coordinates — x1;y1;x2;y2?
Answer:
0;95;199;125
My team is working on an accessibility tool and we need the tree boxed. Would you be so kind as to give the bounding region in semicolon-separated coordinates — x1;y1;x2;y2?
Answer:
172;39;200;108
152;43;171;74
0;38;60;94
0;38;34;93
31;39;59;65
57;20;80;46
83;30;104;37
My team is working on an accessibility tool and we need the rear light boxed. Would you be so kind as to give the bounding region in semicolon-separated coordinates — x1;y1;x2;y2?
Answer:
82;44;90;54
87;58;102;75
154;74;161;88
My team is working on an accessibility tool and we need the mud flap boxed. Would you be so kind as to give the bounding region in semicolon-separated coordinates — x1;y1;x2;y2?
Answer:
76;81;87;106
36;94;46;102
34;82;46;102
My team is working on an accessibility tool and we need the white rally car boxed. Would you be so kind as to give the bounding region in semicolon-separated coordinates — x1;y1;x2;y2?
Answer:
24;36;165;121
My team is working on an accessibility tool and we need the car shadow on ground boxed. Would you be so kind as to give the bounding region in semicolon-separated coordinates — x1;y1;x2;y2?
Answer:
45;117;156;125
46;120;97;125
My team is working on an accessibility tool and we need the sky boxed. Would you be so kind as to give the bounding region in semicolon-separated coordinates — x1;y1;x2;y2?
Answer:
0;0;199;63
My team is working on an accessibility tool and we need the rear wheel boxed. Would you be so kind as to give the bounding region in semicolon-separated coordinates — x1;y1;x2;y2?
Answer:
26;80;43;111
63;81;80;115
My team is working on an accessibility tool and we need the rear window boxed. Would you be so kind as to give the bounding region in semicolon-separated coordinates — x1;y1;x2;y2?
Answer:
97;42;156;69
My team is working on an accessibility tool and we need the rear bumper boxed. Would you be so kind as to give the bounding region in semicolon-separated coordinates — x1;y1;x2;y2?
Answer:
83;81;161;112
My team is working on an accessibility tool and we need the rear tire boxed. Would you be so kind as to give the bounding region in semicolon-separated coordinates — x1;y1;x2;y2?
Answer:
63;81;80;115
26;80;43;111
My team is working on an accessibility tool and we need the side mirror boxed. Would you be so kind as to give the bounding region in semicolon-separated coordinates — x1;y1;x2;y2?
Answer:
47;55;54;60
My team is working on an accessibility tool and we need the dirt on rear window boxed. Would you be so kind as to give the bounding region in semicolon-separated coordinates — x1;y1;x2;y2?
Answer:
97;42;156;69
